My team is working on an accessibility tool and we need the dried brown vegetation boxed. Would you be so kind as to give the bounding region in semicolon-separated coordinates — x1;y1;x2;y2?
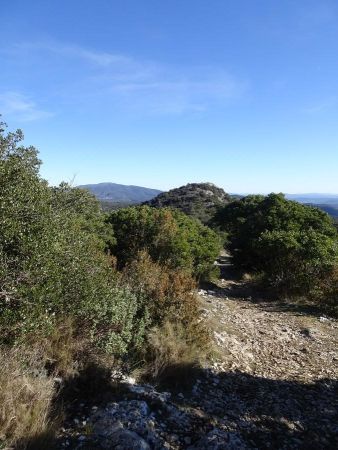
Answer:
123;251;199;325
0;347;56;449
136;321;208;387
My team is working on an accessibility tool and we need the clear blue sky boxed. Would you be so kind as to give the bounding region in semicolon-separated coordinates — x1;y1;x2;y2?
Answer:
1;0;337;193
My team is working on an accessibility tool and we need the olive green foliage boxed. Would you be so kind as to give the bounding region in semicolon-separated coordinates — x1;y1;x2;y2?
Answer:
106;205;221;280
0;121;212;445
317;267;338;315
51;182;115;247
0;122;145;354
215;193;338;294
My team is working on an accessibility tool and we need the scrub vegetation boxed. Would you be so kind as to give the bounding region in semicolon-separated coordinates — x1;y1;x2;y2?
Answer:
0;120;337;447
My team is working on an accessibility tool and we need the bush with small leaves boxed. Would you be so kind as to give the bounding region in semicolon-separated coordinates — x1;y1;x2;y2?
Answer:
106;205;221;280
214;193;338;296
0;121;145;355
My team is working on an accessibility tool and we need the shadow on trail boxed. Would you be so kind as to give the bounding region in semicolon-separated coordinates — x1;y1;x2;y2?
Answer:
52;366;338;449
256;299;330;318
179;370;338;449
24;353;337;449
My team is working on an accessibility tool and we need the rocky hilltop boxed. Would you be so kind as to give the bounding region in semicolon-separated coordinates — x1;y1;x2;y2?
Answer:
144;183;231;224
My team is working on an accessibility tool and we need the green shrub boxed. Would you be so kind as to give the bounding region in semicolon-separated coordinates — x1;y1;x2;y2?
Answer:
0;122;145;355
214;193;338;295
122;252;210;369
106;205;221;280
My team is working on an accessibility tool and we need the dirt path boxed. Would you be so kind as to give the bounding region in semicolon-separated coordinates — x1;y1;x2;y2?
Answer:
201;283;338;382
58;258;338;449
192;255;338;448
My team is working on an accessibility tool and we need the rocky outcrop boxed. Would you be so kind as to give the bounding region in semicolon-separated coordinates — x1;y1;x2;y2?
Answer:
144;183;231;224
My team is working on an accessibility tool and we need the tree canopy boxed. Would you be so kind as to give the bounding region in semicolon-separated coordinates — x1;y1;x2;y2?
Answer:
106;205;222;280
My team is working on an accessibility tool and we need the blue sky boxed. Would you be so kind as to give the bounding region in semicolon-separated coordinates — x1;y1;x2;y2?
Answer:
1;0;338;193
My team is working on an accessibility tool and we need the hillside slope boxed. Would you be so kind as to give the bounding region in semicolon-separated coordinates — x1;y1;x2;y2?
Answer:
144;182;231;224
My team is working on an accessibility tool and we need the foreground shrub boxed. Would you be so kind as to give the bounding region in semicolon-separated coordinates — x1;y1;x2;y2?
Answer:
24;318;88;379
106;205;221;280
0;119;215;445
214;193;338;295
0;347;56;449
122;251;199;326
0;121;145;355
123;252;211;380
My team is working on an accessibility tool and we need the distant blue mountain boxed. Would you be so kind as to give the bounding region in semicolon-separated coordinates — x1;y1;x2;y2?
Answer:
286;194;338;205
78;182;162;204
284;194;338;218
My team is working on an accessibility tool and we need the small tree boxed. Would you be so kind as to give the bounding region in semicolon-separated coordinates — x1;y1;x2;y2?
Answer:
106;205;221;280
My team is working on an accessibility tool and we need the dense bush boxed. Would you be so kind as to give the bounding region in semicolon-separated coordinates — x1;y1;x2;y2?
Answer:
0;122;145;354
315;267;338;315
106;205;221;280
214;193;338;295
122;251;201;327
0;120;212;445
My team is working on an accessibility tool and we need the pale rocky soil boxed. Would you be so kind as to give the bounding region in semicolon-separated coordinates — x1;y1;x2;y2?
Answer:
58;257;338;449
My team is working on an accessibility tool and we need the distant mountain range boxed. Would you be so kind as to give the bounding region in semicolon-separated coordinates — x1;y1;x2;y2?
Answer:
307;204;338;218
285;194;338;218
78;183;338;219
285;194;338;205
78;182;162;204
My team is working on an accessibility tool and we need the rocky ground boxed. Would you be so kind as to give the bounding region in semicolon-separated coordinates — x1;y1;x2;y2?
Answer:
57;257;338;449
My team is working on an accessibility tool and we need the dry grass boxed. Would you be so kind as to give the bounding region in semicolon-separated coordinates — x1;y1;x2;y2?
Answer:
39;318;85;378
136;321;209;387
0;347;57;449
23;318;91;380
0;320;90;449
242;272;254;282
